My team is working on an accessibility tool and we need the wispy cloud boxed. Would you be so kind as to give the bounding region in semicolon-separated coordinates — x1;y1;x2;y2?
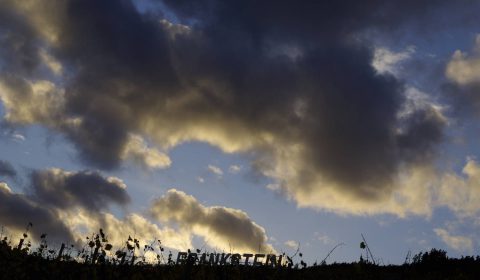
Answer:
434;228;473;252
228;165;242;174
207;164;223;177
372;45;415;76
314;232;334;245
12;133;25;142
284;240;299;250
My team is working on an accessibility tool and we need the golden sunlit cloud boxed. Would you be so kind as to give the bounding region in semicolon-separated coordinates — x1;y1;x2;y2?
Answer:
150;189;275;253
446;35;480;85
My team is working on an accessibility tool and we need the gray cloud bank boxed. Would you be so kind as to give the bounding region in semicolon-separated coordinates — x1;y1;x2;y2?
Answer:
0;159;16;178
30;169;130;211
0;0;479;216
0;181;75;244
0;165;273;252
0;168;130;245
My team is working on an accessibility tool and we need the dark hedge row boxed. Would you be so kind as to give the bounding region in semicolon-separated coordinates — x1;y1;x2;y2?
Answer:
2;239;480;280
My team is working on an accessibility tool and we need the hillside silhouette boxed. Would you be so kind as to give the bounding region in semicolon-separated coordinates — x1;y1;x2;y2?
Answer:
1;226;479;280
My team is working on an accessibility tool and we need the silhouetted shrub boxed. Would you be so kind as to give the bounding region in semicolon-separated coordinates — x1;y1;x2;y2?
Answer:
412;248;448;265
1;225;480;279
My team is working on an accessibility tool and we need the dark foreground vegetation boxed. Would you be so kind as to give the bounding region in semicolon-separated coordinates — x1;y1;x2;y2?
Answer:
1;226;479;280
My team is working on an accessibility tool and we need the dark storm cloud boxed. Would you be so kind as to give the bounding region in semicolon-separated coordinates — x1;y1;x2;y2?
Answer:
0;159;16;178
0;0;467;211
447;84;480;121
49;0;178;169
161;0;477;48
397;107;446;163
0;182;76;244
0;1;41;75
0;167;131;244
292;45;402;195
30;169;130;211
154;0;450;197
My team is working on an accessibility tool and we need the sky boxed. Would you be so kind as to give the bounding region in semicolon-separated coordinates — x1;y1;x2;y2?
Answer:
1;0;480;265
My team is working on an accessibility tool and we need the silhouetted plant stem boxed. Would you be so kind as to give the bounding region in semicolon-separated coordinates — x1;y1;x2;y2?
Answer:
361;234;376;265
17;238;24;250
57;243;65;261
321;243;345;265
92;246;99;264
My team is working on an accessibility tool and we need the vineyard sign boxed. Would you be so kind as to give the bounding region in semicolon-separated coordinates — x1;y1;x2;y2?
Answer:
176;252;283;266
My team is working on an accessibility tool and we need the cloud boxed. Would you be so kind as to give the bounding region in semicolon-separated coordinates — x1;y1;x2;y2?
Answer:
121;134;171;169
0;0;474;216
444;35;480;116
207;165;223;176
276;164;436;217
150;189;275;253
30;168;130;211
0;77;65;126
446;35;480;85
314;232;334;245
372;46;415;76
434;228;473;252
0;159;16;178
0;182;12;192
0;77;170;170
61;210;193;252
228;165;241;174
39;48;62;76
0;168;195;251
0;181;76;244
0;1;43;76
12;133;26;142
396;89;447;164
279;156;480;218
0;180;193;251
2;167;276;254
284;240;298;250
0;167;135;244
436;158;480;217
